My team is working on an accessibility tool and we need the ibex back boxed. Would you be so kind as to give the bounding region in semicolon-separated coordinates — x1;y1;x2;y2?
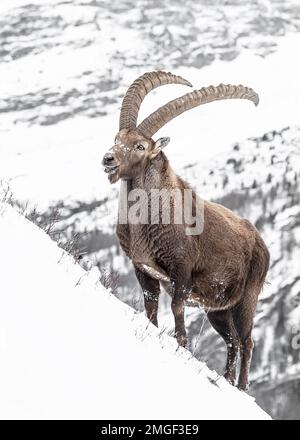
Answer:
102;71;270;391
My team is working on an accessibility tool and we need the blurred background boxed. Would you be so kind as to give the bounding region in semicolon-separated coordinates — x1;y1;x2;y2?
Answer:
1;0;300;419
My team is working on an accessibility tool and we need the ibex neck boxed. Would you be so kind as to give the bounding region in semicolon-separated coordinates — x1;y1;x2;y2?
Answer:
129;152;178;191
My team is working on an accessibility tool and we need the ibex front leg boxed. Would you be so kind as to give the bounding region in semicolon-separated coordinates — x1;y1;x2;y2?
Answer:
135;267;160;327
170;266;191;348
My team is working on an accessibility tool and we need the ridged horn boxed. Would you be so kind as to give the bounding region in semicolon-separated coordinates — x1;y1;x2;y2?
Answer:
119;71;192;131
136;83;259;138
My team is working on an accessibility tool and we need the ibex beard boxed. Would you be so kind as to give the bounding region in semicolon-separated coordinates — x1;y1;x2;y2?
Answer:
102;71;270;392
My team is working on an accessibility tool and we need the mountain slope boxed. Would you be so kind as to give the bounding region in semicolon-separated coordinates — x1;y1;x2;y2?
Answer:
0;203;270;419
1;0;299;421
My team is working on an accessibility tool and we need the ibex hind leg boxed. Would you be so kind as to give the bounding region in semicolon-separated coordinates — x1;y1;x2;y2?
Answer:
232;234;270;391
232;294;258;392
207;309;239;386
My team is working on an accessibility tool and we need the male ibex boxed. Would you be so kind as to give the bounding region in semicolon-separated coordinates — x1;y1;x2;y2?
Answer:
102;71;269;391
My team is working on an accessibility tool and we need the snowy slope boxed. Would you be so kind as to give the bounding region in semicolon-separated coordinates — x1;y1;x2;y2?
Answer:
1;0;299;421
0;203;270;420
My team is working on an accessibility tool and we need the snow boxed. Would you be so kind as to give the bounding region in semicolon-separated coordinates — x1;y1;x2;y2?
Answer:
2;31;300;210
0;204;270;419
1;0;300;419
0;0;43;13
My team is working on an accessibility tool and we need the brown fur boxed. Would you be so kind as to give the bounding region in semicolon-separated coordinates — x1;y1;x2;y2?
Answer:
103;130;270;391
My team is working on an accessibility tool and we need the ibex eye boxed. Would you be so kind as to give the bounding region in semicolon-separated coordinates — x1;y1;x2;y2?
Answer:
136;143;145;151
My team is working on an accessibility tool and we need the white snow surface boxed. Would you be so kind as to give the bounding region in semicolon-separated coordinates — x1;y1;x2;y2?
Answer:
0;204;270;420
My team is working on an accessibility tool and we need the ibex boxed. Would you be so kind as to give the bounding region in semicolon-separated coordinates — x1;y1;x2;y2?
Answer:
102;71;269;391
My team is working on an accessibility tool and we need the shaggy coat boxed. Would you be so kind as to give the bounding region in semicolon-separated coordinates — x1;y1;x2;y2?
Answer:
102;71;270;390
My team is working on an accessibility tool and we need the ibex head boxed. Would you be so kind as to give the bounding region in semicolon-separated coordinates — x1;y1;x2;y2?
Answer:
102;71;259;183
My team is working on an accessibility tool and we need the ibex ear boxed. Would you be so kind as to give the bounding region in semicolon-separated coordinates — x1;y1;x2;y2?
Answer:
155;137;170;149
151;137;170;158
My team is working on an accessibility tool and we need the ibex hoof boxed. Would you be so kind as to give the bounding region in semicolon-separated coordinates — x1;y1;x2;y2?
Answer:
224;372;236;386
176;334;188;348
237;382;249;392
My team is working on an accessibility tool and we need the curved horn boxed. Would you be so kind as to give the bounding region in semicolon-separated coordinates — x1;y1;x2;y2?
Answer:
119;71;192;131
136;84;259;138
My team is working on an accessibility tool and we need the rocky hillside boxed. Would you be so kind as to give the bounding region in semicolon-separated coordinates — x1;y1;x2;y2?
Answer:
2;0;300;128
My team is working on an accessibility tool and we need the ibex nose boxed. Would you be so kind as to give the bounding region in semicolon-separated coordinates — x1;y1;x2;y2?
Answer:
102;152;115;166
